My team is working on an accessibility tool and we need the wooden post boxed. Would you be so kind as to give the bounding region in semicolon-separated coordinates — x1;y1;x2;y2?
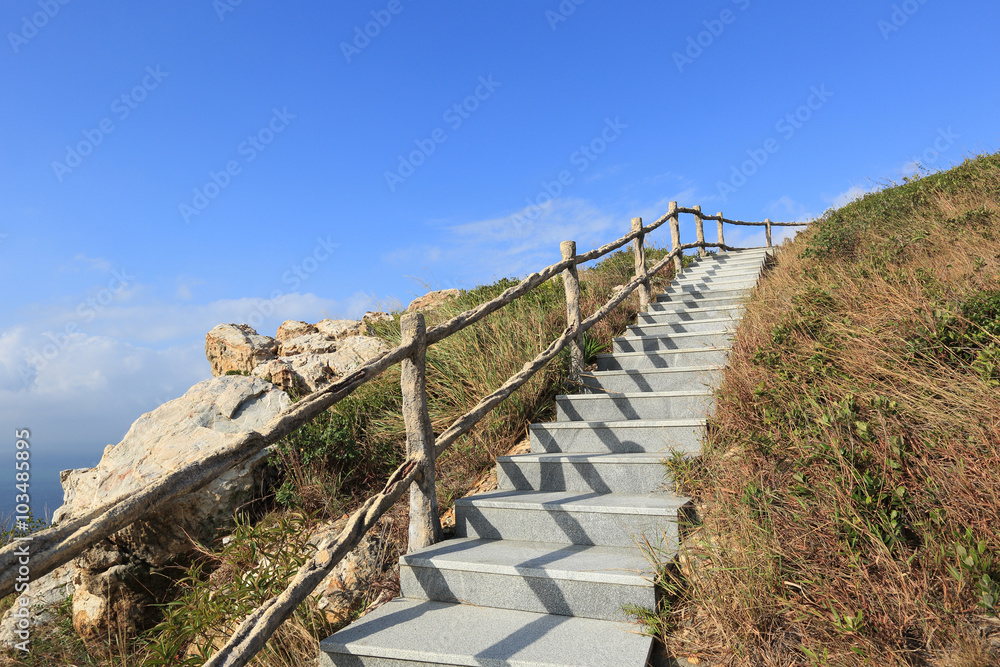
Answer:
716;212;725;250
400;312;442;552
631;218;650;310
669;201;682;273
694;205;705;257
765;218;773;248
561;241;584;383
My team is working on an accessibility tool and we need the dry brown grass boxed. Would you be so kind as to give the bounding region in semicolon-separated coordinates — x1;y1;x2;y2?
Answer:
658;154;1000;666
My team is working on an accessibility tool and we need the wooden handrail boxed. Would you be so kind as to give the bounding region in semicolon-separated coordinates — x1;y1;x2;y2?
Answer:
0;202;808;667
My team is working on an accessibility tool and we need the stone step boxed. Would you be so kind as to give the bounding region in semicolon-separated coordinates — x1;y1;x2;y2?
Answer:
689;248;769;261
626;318;736;336
664;276;758;292
581;367;721;393
399;538;655;622
648;295;747;311
613;331;730;353
683;255;767;271
454;490;688;549
673;265;762;281
497;452;668;493
595;347;727;371
556;390;713;422
656;287;751;303
530;418;706;454
319;598;653;667
638;307;744;324
679;258;767;276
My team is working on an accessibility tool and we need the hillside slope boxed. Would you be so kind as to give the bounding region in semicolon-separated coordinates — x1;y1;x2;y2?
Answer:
660;153;1000;666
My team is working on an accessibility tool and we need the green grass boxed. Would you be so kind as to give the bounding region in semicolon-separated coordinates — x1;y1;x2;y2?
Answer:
650;152;1000;666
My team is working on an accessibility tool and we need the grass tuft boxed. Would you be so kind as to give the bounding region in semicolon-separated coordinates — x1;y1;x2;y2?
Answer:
654;152;1000;666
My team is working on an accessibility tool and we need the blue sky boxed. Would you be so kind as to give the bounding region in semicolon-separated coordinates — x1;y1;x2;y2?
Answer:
1;1;998;517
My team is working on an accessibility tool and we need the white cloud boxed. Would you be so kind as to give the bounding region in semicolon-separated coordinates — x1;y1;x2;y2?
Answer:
69;253;112;273
451;197;616;256
764;196;816;223
0;327;208;456
382;197;623;288
15;290;378;349
827;184;869;210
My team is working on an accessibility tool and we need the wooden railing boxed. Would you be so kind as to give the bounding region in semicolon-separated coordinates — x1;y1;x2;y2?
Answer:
0;203;807;666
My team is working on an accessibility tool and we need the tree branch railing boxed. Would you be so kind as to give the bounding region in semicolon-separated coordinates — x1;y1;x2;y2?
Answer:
0;202;808;666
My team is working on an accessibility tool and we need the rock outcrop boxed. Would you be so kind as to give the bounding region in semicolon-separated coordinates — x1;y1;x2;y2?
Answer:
363;311;393;326
205;324;277;376
220;318;391;394
317;318;370;340
407;289;460;313
275;320;317;342
52;375;290;640
311;522;392;625
277;332;341;357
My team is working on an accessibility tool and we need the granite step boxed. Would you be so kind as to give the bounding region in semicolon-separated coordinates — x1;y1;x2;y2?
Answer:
612;330;730;353
595;347;728;371
455;490;689;549
497;452;668;493
555;390;713;422
319;598;653;667
399;538;655;622
580;367;722;394
529;418;706;454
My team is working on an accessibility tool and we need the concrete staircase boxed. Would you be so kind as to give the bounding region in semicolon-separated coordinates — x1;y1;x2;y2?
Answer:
320;248;770;667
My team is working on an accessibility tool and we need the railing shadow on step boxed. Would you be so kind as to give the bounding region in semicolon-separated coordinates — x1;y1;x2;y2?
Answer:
403;540;593;618
531;421;702;455
0;202;807;667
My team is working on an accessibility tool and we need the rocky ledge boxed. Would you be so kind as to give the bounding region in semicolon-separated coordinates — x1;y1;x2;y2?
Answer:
206;312;393;393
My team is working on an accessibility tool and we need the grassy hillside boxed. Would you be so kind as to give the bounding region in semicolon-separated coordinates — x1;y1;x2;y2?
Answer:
2;244;680;666
656;153;1000;666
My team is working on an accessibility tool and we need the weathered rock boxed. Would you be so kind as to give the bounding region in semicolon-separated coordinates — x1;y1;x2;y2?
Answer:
363;311;393;326
250;358;299;392
254;336;390;393
53;375;290;639
0;563;75;648
277;332;341;358
330;336;391;372
316;319;370;340
311;521;392;625
205;324;277;376
71;540;169;641
254;355;335;393
275;320;318;342
407;289;460;313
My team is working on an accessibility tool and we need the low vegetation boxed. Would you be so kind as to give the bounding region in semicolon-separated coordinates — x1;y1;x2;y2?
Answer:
653;153;1000;665
1;243;678;665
